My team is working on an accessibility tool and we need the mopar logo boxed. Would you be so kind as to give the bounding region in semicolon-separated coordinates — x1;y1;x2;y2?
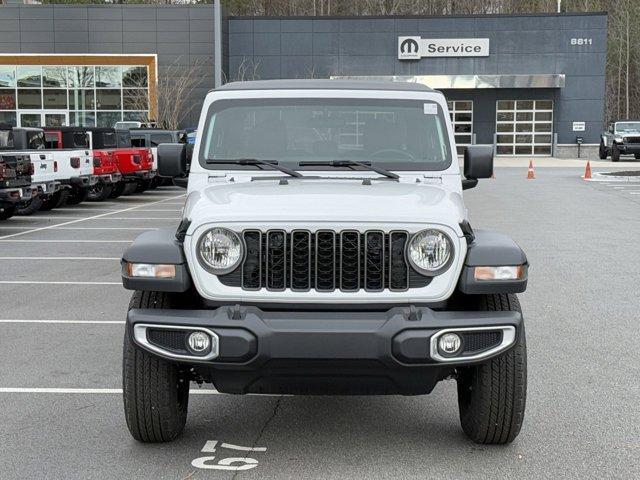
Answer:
400;38;419;55
398;36;421;59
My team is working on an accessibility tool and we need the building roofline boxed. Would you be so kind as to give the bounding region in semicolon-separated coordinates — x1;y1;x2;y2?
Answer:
228;11;607;21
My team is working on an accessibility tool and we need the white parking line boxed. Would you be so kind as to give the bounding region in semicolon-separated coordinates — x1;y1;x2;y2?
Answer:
0;281;120;285
0;388;221;395
58;208;182;212
0;226;155;231
0;193;185;241
0;257;120;260
10;216;181;221
0;319;124;324
0;240;131;243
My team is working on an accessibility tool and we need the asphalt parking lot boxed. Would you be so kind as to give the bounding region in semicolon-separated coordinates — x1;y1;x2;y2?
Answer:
1;169;639;480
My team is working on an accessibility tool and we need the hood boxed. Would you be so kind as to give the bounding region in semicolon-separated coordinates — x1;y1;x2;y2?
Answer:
185;178;465;229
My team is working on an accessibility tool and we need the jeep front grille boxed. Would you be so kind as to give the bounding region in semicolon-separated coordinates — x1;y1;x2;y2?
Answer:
218;230;431;292
625;136;640;144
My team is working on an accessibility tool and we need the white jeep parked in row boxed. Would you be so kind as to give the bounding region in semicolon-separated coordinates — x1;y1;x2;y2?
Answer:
0;127;94;214
120;80;529;445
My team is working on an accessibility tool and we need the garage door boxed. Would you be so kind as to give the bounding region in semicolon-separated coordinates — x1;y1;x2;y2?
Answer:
447;100;473;155
495;100;553;155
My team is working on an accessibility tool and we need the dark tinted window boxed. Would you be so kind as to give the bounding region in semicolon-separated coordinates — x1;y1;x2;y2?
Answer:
131;137;146;147
72;132;89;148
101;131;117;148
27;131;45;150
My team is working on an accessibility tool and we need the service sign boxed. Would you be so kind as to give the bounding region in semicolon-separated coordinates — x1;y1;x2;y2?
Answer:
398;36;490;60
572;121;586;132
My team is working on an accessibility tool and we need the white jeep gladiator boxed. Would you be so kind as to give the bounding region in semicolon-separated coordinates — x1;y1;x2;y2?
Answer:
120;80;528;445
0;127;94;214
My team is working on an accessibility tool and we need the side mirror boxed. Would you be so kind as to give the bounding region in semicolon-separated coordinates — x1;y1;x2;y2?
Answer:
463;145;493;190
157;143;187;177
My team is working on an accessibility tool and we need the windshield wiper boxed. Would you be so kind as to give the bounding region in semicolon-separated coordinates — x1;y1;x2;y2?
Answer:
205;158;303;178
298;160;399;180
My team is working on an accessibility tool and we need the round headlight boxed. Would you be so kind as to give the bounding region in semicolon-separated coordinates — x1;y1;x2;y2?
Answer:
197;227;243;274
407;229;453;275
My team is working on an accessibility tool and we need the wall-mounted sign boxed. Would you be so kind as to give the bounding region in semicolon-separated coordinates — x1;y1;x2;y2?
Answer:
572;121;586;132
398;36;490;60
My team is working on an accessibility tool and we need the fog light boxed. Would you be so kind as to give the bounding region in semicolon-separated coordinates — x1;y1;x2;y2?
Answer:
438;333;462;356
187;331;211;354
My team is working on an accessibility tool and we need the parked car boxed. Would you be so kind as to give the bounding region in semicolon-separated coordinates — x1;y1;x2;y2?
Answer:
0;152;33;220
120;80;529;445
0;127;93;213
130;128;187;187
114;129;155;195
599;119;640;161
82;128;155;198
45;127;123;202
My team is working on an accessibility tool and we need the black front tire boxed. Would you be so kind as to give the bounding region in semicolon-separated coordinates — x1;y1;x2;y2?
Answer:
16;195;43;216
598;141;608;160
612;144;621;162
122;291;190;443
456;293;527;445
634;154;640;160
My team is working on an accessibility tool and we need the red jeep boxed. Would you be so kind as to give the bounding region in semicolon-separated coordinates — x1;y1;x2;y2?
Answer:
102;128;154;197
44;127;122;201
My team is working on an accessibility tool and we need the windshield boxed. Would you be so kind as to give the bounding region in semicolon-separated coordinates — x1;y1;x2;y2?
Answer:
615;122;640;133
114;121;140;129
200;98;452;171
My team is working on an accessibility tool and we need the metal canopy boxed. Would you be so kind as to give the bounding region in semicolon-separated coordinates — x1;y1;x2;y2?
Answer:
331;74;565;89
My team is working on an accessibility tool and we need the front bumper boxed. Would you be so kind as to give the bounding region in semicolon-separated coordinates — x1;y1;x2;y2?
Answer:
615;143;640;153
127;305;522;395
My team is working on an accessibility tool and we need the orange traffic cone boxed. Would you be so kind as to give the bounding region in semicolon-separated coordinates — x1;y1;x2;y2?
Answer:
526;160;536;179
583;160;592;180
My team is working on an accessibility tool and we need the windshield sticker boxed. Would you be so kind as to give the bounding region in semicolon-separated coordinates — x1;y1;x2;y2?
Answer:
424;103;438;115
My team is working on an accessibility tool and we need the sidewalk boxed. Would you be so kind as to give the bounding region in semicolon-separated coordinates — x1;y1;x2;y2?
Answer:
490;157;639;168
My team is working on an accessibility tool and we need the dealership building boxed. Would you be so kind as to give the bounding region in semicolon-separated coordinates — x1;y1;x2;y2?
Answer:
0;4;606;157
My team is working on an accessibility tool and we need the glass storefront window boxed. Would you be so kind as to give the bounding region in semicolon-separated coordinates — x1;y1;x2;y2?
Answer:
4;63;148;127
0;66;15;88
0;111;16;126
43;90;67;109
123;89;148;110
68;66;94;88
0;89;16;110
42;66;67;88
96;90;122;110
70;111;96;127
124;111;149;122
68;90;95;110
96;111;122;128
18;89;41;109
96;66;122;88
122;66;148;87
17;66;42;87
